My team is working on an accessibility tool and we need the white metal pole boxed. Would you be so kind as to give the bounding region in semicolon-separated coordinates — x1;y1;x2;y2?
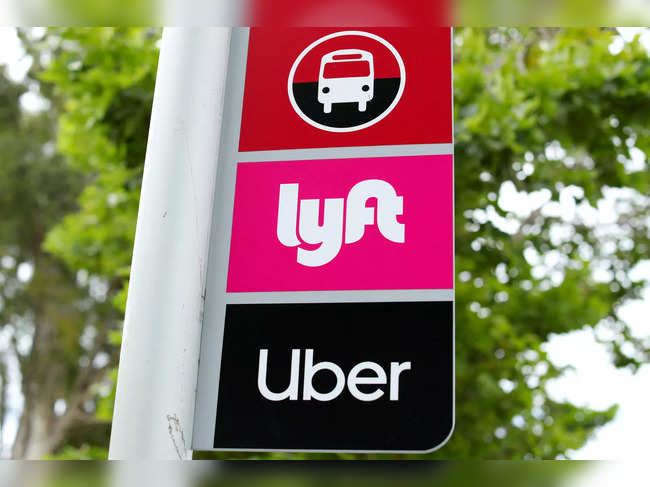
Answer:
108;27;231;460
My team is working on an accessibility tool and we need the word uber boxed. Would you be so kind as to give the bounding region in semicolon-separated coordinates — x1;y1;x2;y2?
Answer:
257;349;412;402
276;179;405;267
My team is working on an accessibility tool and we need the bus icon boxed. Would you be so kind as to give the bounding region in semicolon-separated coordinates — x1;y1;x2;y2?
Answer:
318;49;374;114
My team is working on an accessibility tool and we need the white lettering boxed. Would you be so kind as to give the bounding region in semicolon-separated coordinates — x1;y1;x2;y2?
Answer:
347;361;387;401
296;198;344;267
257;349;301;401
389;361;411;401
276;184;300;247
345;179;404;244
257;349;411;402
302;349;346;401
276;179;404;267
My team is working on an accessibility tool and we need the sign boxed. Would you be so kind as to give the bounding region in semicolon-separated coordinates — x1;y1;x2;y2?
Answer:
193;27;454;453
215;302;452;451
287;30;405;132
238;27;452;151
227;155;453;291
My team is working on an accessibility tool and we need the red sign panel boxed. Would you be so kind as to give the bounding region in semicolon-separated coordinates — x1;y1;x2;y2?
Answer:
239;28;452;151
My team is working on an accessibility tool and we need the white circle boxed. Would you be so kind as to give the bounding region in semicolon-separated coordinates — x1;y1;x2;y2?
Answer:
287;30;406;133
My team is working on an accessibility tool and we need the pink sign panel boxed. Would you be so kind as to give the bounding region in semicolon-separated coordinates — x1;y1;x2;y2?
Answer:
227;155;453;292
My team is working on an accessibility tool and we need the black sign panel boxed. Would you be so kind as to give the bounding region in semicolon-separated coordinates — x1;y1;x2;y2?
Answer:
213;301;453;452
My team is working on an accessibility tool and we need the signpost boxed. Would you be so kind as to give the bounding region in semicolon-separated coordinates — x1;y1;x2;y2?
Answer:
191;27;454;453
108;28;231;460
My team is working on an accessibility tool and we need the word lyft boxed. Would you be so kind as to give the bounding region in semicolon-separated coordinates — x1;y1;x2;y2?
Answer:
276;179;405;266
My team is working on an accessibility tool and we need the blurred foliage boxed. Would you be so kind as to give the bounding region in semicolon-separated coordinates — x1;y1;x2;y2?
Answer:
440;26;650;459
196;461;585;487
40;27;159;311
10;461;586;487
2;27;649;459
15;0;157;26
42;444;109;460
0;42;120;457
7;0;650;26
457;1;650;26
0;28;151;459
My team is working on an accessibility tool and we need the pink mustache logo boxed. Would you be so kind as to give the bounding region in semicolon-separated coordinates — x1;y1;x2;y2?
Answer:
276;179;405;267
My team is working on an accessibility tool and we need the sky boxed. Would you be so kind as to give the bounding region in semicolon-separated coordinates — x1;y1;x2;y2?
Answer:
0;27;648;459
545;293;650;459
570;462;650;487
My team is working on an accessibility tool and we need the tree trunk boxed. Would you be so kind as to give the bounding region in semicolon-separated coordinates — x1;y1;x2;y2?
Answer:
12;396;60;459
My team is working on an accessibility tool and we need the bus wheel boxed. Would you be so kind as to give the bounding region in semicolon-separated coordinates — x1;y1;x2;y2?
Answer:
358;101;367;112
324;102;332;113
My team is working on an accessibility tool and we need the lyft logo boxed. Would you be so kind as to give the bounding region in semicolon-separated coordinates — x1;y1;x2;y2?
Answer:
276;179;405;267
227;155;453;292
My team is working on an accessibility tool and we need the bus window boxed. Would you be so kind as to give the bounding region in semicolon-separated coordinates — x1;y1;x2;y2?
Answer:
323;61;370;79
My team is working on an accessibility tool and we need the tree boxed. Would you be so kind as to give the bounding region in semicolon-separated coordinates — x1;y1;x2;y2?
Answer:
9;27;650;458
438;26;650;458
0;49;120;457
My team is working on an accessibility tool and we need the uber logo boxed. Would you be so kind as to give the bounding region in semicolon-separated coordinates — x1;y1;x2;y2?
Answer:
213;301;454;452
257;349;411;402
